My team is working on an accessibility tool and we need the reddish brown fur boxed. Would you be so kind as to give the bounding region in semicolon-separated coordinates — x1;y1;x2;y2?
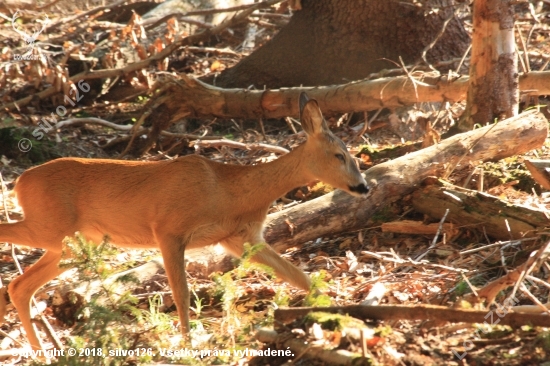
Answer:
0;94;368;352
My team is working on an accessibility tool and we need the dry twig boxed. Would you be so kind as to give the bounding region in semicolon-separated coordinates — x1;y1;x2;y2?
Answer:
474;241;550;304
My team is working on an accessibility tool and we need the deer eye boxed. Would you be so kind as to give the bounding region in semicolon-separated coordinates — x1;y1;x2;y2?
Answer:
335;153;346;163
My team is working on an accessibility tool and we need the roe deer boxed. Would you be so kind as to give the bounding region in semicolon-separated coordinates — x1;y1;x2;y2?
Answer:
0;93;368;351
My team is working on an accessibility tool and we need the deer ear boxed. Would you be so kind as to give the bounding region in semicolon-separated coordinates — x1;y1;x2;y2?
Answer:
299;92;310;114
299;93;328;136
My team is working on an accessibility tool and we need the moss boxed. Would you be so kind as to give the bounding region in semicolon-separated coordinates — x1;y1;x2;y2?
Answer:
482;160;537;193
370;205;399;224
357;142;419;161
304;311;366;331
537;330;550;351
0;127;60;164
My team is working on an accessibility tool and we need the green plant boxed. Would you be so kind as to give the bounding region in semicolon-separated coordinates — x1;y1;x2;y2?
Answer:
52;234;160;365
144;295;173;333
454;280;470;296
537;329;550;351
48;238;319;365
211;243;289;339
303;270;332;307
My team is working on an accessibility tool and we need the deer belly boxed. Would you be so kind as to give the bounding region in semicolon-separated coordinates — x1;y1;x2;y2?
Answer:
78;222;158;249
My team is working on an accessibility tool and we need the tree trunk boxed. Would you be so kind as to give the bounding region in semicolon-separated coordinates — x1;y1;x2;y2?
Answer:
459;0;518;130
204;0;470;88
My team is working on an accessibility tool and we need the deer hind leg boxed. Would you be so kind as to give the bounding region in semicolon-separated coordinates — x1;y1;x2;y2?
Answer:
220;233;311;292
0;220;72;251
0;221;41;249
8;250;66;351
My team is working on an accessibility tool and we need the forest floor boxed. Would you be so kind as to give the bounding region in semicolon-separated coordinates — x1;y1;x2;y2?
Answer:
2;1;550;365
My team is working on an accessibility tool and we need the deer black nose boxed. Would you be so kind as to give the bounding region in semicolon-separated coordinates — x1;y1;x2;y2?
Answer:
349;183;369;195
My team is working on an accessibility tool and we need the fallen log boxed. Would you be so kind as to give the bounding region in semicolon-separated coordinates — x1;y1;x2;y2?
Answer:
153;71;550;121
264;110;548;252
410;182;550;241
274;304;550;328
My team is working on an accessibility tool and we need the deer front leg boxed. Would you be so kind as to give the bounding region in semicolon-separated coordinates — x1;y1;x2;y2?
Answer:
220;230;311;291
157;235;191;335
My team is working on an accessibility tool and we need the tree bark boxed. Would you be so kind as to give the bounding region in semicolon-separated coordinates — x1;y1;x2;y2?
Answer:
204;0;470;88
264;110;548;252
460;0;518;130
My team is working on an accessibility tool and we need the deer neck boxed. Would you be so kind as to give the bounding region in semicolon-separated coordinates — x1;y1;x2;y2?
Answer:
236;143;312;209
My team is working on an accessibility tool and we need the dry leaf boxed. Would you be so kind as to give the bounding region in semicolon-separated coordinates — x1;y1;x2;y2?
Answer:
210;60;225;72
360;153;372;165
339;238;352;249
